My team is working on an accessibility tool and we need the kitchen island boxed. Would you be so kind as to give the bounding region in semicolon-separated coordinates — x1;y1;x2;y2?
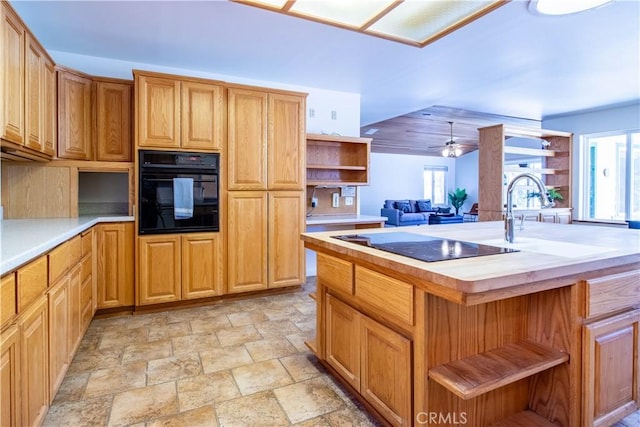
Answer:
301;221;640;427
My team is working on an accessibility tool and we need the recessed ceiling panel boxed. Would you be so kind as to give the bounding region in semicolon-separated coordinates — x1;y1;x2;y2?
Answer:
234;0;508;47
369;0;501;45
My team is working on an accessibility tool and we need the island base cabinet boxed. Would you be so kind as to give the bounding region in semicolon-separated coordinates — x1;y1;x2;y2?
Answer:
19;295;49;427
1;325;20;427
583;309;640;427
325;294;411;427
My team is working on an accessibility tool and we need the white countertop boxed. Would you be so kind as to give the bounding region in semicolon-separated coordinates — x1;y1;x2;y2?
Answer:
306;214;387;226
1;216;134;275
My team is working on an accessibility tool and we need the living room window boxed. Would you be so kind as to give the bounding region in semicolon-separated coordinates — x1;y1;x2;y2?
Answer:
582;130;640;221
423;166;447;204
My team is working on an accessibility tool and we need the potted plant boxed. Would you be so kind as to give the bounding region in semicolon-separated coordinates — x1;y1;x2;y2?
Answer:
528;188;563;203
448;188;468;215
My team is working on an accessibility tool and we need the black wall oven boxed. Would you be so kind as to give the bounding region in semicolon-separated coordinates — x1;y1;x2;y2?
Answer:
138;150;219;235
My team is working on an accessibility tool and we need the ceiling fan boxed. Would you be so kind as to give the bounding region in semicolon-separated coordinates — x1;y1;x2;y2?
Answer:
427;121;468;157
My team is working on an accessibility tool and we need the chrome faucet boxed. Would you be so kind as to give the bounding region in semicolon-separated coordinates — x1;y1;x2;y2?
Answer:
505;173;554;243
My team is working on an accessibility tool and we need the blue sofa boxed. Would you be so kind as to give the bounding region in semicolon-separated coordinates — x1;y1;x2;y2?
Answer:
381;199;449;226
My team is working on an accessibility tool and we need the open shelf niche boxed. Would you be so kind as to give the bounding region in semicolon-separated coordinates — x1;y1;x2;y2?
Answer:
306;133;371;186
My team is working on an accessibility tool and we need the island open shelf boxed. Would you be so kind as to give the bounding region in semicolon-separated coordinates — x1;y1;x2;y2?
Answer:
428;340;569;400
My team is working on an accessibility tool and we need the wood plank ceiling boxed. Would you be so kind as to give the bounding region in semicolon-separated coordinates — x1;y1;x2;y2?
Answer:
360;105;542;157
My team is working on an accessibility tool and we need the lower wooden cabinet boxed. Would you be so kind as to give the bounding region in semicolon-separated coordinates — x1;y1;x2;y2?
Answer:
137;232;221;305
0;325;21;427
96;222;134;309
583;309;640;427
325;294;411;427
68;264;82;356
48;276;69;402
227;191;305;294
19;295;49;427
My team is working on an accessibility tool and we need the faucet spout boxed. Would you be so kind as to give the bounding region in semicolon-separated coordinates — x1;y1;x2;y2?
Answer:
505;173;554;243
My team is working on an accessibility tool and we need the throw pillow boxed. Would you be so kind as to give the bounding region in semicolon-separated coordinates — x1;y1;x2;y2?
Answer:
416;200;432;212
394;201;412;213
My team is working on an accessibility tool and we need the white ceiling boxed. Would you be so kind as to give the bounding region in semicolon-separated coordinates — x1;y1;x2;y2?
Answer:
10;0;640;126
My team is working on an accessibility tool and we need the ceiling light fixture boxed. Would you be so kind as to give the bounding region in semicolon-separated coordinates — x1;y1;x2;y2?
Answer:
233;0;508;48
441;121;462;158
529;0;613;16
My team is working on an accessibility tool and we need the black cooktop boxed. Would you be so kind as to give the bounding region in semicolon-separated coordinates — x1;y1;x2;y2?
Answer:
332;232;518;262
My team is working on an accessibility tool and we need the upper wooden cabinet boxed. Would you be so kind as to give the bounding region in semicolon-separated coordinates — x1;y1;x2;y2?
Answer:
227;87;306;190
135;71;224;151
306;134;371;186
1;2;56;160
57;68;92;160
94;79;132;162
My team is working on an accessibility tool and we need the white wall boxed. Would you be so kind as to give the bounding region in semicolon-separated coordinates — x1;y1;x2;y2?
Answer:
359;152;457;216
454;150;478;214
50;51;362;137
542;102;640;219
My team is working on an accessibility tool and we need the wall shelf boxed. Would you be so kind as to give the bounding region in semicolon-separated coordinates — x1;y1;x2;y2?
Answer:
428;339;569;400
306;133;371;186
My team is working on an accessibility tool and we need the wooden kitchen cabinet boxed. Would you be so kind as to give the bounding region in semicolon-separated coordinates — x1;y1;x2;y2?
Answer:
1;2;56;160
1;273;17;328
138;232;222;305
181;81;224;150
135;71;224;151
96;222;134;309
47;275;69;401
95;79;132;161
58;68;92;160
268;191;305;288
227;191;268;293
324;293;412;427
267;92;305;190
67;264;82;357
227;88;268;190
583;309;640;427
19;295;49;427
182;233;222;299
43;60;56;156
137;234;181;305
0;325;21;427
227;87;305;190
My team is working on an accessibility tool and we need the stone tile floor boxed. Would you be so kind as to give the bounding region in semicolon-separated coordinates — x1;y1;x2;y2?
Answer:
45;277;640;426
44;278;381;427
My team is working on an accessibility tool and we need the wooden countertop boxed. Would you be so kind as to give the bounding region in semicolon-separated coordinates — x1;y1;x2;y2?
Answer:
301;221;640;304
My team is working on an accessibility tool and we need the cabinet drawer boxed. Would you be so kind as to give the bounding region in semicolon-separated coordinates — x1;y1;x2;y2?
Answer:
317;252;353;295
68;235;82;265
1;273;17;327
49;241;70;285
583;270;640;319
81;230;93;257
355;266;414;326
17;256;48;312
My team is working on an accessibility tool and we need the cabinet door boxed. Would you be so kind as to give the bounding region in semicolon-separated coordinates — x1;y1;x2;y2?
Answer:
137;75;180;148
19;295;48;427
267;93;305;190
182;233;221;299
96;223;134;308
1;325;21;427
1;4;25;144
584;309;640;427
181;81;224;151
227;88;268;190
361;316;411;427
138;234;181;305
227;191;268;293
42;59;56;156
557;210;571;224
95;81;132;161
325;294;361;392
58;70;92;159
540;212;557;223
268;191;305;288
68;264;82;357
48;276;69;401
24;34;43;152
